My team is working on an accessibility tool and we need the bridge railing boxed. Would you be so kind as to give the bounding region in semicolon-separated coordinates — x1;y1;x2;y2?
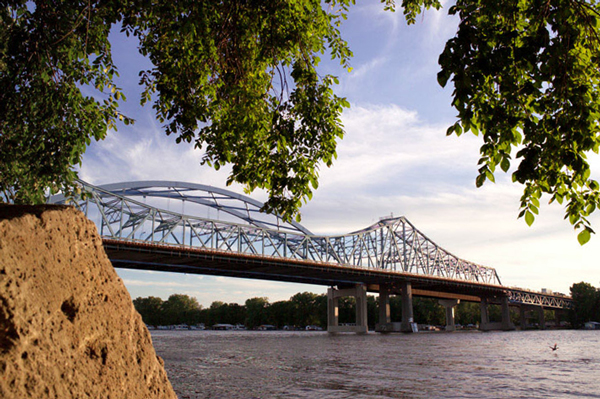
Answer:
50;181;503;286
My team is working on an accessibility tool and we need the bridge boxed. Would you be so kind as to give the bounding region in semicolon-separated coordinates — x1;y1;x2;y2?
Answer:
50;180;573;333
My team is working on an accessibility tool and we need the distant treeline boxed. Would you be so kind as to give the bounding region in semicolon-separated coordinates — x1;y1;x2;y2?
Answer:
134;292;511;329
133;282;598;330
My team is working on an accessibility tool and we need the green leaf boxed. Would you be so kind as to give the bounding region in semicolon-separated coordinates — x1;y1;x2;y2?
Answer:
500;157;510;173
578;229;591;245
475;174;486;188
525;211;535;226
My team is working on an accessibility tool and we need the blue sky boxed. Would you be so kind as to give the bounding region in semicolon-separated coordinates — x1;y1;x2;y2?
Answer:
80;1;600;306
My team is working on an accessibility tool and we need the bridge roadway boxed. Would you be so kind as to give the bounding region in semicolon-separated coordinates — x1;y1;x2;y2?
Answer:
103;237;570;333
103;238;505;299
50;180;573;333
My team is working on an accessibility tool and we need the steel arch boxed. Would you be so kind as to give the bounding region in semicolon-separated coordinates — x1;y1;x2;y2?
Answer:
50;179;311;235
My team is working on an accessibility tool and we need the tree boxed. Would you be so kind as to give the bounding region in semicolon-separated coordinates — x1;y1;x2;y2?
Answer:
455;301;480;326
438;0;600;244
244;297;270;329
289;291;321;327
0;0;438;222
133;296;164;326
569;281;600;327
413;298;445;326
0;0;358;221
269;300;294;328
161;294;202;325
4;1;600;239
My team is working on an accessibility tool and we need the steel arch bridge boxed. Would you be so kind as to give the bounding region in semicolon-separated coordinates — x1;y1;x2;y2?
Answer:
49;180;572;309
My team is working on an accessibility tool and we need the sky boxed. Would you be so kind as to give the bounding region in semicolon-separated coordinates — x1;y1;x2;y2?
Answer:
80;0;600;307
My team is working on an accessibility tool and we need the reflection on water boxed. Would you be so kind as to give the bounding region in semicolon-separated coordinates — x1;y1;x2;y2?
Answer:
151;330;600;399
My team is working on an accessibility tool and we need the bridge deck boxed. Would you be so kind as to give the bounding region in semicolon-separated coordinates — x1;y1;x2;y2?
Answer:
104;239;507;299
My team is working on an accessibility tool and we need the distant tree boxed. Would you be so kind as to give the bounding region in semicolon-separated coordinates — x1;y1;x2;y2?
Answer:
389;295;403;322
367;295;378;329
455;302;480;326
269;300;294;328
413;298;445;326
289;292;321;327
337;296;356;325
313;294;328;328
569;282;600;327
245;297;270;329
133;296;164;326
162;294;202;325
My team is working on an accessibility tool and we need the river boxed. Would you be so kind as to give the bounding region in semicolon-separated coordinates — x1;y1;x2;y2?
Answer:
151;329;600;398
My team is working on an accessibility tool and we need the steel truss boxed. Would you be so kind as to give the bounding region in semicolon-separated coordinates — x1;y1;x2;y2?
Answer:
507;289;572;309
50;180;502;286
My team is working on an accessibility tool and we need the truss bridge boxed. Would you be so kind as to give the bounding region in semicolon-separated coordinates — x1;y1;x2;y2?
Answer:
50;180;573;333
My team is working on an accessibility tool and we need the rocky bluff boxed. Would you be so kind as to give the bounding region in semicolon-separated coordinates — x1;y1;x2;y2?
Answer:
0;205;177;398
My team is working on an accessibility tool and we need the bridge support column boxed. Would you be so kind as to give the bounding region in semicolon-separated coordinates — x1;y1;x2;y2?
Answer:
400;281;416;333
480;297;490;331
500;297;515;331
375;284;393;333
439;299;460;331
537;306;546;330
327;284;368;334
480;297;515;331
519;306;529;329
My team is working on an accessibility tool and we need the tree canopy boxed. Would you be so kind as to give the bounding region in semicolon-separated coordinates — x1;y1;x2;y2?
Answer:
438;0;600;244
2;0;600;241
569;281;600;327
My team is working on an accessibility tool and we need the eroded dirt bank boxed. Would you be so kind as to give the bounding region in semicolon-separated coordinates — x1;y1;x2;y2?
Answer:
0;204;177;398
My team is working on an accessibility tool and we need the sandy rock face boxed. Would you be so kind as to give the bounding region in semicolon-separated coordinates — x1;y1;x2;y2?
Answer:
0;205;177;399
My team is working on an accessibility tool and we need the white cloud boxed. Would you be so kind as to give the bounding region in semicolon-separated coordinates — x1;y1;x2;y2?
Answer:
298;103;600;295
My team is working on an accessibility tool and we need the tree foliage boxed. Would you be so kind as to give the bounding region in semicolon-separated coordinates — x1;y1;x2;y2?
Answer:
0;0;131;203
569;281;600;327
0;0;442;222
3;0;600;238
438;0;600;243
133;296;165;326
0;0;359;221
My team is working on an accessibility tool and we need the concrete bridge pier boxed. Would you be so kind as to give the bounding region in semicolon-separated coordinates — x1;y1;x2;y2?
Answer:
327;284;368;334
400;281;415;333
377;284;391;326
375;281;415;333
519;306;530;329
537;306;546;330
480;296;515;331
439;299;460;331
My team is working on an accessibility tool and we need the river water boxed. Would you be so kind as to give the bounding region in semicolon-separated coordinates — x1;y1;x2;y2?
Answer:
151;329;600;399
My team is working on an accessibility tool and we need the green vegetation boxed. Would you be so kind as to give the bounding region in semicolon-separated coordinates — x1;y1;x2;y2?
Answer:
569;282;600;328
0;0;360;221
439;0;600;244
133;292;330;329
3;1;600;239
132;292;528;329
